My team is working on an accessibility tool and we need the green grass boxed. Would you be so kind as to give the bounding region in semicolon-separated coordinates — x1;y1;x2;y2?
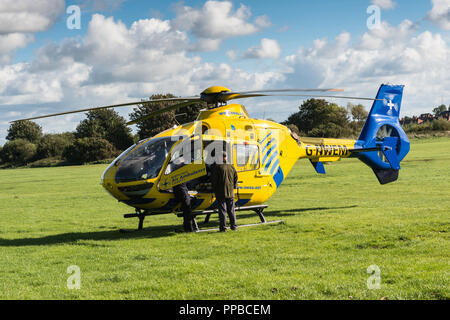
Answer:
0;137;448;300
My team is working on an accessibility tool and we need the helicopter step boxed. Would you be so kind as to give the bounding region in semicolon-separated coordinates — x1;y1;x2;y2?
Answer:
122;204;271;232
197;220;284;233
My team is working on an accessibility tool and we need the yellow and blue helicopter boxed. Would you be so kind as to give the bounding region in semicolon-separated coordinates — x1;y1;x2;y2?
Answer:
16;84;410;230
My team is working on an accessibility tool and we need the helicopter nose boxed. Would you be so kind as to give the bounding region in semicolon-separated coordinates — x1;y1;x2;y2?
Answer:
101;164;121;199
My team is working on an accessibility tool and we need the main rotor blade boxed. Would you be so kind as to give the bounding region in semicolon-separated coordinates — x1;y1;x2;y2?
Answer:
126;100;200;126
218;89;344;102
11;97;200;123
231;88;345;94
224;93;381;102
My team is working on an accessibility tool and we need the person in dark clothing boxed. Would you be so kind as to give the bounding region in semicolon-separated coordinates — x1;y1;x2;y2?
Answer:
211;152;238;232
173;182;198;232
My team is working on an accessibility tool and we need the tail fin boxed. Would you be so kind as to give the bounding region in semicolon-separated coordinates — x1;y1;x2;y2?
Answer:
355;84;410;184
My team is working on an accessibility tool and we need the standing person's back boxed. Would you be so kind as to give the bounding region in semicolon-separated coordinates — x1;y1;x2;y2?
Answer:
211;153;238;232
211;164;238;200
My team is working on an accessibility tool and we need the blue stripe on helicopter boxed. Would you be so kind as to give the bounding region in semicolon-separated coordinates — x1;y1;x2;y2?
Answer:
270;159;280;175
261;137;276;154
273;167;284;188
262;139;272;154
264;151;278;170
159;198;180;211
123;198;156;206
236;199;251;207
161;197;204;211
191;198;205;210
206;198;251;210
206;200;218;210
260;132;272;145
262;144;277;164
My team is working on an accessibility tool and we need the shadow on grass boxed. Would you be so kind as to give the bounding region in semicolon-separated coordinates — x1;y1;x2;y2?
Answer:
197;205;358;230
235;205;358;220
0;224;181;247
0;205;358;247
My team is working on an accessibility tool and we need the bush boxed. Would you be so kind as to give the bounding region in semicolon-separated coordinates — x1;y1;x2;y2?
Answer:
405;119;450;133
1;139;37;166
284;99;351;138
308;123;354;139
36;133;74;159
432;118;450;131
75;109;134;151
63;137;118;164
29;157;64;168
6;120;42;143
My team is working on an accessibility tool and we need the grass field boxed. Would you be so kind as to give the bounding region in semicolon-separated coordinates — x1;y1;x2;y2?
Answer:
0;137;448;300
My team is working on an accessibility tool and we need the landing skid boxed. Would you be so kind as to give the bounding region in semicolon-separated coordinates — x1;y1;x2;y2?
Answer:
122;205;278;232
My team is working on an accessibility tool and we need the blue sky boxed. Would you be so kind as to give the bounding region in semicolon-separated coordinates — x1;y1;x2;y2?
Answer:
1;0;449;143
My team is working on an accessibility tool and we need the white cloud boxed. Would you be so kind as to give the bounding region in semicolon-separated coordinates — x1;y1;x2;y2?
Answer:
371;0;397;10
283;21;450;116
254;15;272;28
427;0;450;30
173;0;269;51
243;38;281;59
226;50;237;61
359;20;417;50
0;0;65;34
189;38;222;52
0;33;33;55
77;0;125;12
0;0;65;62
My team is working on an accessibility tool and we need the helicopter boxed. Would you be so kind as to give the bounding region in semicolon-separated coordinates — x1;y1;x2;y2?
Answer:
14;84;410;231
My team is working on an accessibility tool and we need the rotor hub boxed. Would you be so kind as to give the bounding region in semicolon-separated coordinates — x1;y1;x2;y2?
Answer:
200;86;232;105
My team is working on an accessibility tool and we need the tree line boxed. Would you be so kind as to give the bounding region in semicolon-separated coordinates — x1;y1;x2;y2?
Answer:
282;99;369;139
0;94;203;167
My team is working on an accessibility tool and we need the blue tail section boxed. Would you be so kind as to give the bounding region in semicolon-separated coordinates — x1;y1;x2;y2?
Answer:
355;84;410;184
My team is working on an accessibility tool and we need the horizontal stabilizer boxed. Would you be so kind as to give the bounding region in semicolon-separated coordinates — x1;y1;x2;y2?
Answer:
310;160;326;174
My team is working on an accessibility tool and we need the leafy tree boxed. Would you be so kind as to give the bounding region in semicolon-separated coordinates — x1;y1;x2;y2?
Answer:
349;103;369;122
129;94;205;140
433;104;447;116
284;99;351;138
36;133;75;159
62;137;118;164
0;145;3;164
75;109;134;151
6;120;42;143
1;139;37;166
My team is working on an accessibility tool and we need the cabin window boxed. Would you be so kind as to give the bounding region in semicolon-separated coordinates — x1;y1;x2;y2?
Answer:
165;139;202;175
234;144;259;172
